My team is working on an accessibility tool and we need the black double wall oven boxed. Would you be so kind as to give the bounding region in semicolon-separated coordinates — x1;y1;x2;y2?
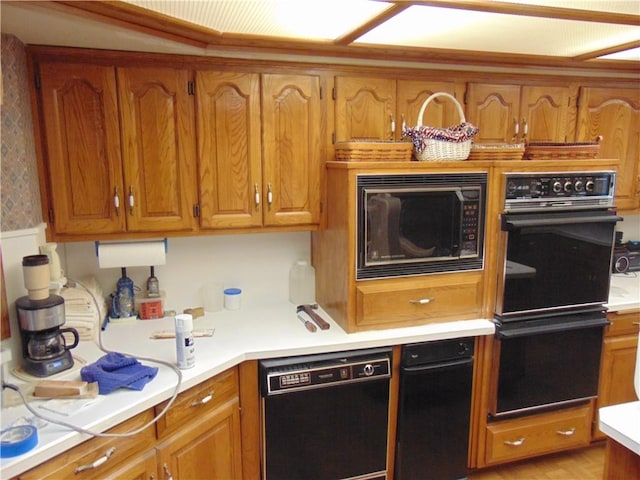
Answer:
491;171;620;419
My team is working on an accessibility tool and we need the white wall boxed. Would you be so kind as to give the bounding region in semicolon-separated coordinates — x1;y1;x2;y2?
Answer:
616;213;640;241
61;231;311;311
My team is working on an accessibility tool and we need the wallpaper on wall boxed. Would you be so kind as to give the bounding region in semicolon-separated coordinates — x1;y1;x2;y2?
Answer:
1;33;42;232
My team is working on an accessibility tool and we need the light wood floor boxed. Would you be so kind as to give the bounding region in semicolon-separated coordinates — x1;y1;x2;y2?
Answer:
468;443;605;480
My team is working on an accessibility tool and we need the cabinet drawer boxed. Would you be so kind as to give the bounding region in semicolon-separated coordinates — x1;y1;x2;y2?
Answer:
356;272;482;328
606;310;640;337
155;367;239;438
19;410;155;480
485;404;592;465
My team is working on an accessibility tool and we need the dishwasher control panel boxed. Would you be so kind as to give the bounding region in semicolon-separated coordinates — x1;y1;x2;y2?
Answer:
260;348;392;395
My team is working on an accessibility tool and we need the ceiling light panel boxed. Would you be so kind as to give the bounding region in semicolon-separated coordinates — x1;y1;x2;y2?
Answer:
356;5;640;57
600;47;640;61
124;0;390;40
498;0;640;16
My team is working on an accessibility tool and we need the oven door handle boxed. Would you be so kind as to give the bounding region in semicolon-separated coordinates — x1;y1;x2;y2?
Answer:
497;316;611;339
502;213;622;231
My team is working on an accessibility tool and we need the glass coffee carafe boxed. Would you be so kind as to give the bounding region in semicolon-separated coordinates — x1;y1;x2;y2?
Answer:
27;328;79;360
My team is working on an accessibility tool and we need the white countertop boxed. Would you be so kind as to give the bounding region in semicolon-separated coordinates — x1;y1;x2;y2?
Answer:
0;304;494;478
599;401;640;455
607;273;640;312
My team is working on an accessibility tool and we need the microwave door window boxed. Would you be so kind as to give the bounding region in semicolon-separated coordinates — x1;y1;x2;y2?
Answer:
400;193;457;259
366;193;403;263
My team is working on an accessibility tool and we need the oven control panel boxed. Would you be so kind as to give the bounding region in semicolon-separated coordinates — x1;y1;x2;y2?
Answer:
504;171;616;211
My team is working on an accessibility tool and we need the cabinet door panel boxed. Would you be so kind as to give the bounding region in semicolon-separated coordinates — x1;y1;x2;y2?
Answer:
466;84;520;143
195;71;262;229
262;74;321;226
39;63;125;234
520;86;570;143
156;399;243;480
117;67;197;232
397;80;465;137
576;87;640;212
335;76;395;141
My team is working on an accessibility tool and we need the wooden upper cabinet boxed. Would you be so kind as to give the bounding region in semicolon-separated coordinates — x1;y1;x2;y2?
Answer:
575;87;640;212
195;71;262;229
117;67;197;233
261;74;322;227
334;76;396;141
38;62;126;235
397;80;466;137
465;83;570;144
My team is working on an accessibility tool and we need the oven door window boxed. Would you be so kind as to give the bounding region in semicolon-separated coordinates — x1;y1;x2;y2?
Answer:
492;313;607;417
500;210;619;316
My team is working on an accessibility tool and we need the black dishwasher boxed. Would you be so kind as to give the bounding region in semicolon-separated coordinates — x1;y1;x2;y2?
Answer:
260;347;392;480
395;338;475;480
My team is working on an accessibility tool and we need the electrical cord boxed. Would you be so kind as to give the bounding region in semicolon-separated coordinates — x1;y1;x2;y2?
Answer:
2;277;183;438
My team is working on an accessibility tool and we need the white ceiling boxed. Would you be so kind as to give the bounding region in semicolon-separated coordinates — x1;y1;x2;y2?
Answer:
1;1;639;70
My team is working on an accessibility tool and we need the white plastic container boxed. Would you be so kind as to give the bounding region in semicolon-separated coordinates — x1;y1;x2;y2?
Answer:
224;288;242;310
289;260;316;305
175;314;195;369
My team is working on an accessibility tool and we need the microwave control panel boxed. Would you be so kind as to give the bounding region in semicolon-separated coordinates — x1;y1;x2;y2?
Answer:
504;171;616;211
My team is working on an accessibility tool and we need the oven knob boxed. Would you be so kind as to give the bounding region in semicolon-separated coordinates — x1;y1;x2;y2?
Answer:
363;364;375;376
507;181;517;195
585;180;595;192
574;180;584;192
564;181;573;193
552;181;563;193
458;343;470;355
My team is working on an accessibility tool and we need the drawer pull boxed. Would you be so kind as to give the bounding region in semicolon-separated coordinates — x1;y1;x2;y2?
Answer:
74;447;116;473
409;298;434;305
504;437;525;447
190;391;214;407
163;463;174;480
556;427;576;436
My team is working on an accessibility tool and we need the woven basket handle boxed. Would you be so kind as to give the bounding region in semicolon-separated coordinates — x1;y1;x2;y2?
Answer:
415;92;466;127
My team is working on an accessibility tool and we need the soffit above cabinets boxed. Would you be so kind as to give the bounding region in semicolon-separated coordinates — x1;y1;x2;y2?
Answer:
1;1;639;74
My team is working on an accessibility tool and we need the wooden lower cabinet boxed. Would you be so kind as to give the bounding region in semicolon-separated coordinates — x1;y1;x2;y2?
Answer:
156;398;243;480
19;367;243;480
18;410;156;480
594;309;640;441
484;403;593;466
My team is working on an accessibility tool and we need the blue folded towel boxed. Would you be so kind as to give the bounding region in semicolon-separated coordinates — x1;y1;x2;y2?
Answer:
81;352;158;395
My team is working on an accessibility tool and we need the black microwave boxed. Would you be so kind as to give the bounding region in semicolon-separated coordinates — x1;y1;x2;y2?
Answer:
357;173;487;280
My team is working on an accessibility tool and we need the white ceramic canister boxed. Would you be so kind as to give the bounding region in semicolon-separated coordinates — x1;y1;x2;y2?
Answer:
224;288;242;310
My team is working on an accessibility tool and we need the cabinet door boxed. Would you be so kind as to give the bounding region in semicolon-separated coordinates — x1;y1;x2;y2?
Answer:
397;80;466;138
576;87;640;212
262;74;322;226
465;83;521;143
520;86;570;143
335;76;396;141
39;62;126;235
195;71;262;229
117;67;197;232
156;398;243;480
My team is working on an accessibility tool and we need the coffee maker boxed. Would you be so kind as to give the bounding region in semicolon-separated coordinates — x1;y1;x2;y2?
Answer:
15;254;79;377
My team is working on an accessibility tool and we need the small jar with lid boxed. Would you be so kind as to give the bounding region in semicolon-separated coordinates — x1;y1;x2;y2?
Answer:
224;288;242;310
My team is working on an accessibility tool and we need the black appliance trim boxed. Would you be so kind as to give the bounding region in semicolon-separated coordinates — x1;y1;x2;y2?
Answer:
501;209;622;231
495;312;610;339
401;357;473;374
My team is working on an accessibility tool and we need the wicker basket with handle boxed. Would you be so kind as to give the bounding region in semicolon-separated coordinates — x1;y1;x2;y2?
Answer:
403;92;478;161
